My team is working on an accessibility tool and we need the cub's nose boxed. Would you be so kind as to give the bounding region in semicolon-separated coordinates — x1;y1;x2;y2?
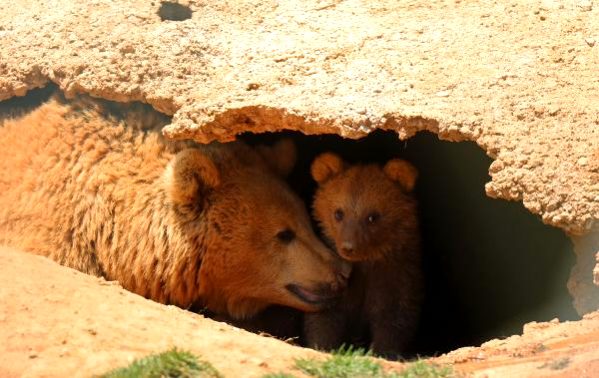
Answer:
340;241;354;256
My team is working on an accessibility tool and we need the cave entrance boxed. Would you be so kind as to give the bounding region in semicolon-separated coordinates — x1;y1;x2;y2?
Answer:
243;129;579;356
3;85;579;357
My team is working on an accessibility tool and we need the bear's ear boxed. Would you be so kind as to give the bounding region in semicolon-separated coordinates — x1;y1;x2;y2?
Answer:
255;138;297;177
383;159;418;192
168;149;220;206
311;152;345;184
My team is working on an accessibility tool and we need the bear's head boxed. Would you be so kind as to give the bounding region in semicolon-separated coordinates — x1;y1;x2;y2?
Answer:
311;152;419;262
166;140;351;320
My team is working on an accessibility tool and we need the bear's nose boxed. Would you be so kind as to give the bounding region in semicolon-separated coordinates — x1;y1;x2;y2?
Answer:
331;263;350;292
339;261;352;281
330;274;348;292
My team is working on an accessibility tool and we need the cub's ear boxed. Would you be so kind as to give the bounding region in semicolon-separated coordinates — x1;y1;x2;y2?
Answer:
311;152;345;184
168;149;220;206
256;138;297;177
383;159;418;193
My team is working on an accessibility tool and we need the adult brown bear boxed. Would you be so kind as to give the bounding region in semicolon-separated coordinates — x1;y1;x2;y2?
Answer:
0;95;349;320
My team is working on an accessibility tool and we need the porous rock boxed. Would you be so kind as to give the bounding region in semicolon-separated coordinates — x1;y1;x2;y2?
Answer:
0;0;597;307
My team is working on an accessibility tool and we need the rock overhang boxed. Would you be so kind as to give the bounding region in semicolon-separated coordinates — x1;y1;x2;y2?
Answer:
0;0;597;235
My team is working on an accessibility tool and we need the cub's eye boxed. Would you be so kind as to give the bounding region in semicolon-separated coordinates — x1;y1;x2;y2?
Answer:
276;229;295;244
366;212;380;224
334;209;344;221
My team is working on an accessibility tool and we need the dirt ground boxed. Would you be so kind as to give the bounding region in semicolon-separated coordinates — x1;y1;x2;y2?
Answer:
0;247;317;378
1;247;598;378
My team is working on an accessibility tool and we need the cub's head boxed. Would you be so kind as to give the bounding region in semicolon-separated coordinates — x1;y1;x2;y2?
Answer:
166;140;350;320
311;152;418;262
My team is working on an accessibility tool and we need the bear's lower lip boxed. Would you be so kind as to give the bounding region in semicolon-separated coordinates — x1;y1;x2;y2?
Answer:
285;284;337;306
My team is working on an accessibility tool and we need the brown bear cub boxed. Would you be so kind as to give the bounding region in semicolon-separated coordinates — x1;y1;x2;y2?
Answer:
304;152;424;359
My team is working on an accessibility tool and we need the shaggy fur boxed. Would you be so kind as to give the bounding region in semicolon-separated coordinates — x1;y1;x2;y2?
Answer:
304;152;424;358
0;96;349;320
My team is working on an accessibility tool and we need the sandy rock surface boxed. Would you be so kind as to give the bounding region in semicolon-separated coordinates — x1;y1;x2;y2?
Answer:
436;312;599;377
1;247;598;378
0;0;597;236
1;1;598;374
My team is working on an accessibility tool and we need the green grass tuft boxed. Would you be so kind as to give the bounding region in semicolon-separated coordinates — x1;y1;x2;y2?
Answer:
99;348;222;378
397;360;455;378
295;345;389;378
261;373;297;378
295;346;457;378
538;357;571;371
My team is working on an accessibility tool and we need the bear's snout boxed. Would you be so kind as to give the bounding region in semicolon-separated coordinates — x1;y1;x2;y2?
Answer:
317;281;345;300
330;273;347;293
328;252;352;292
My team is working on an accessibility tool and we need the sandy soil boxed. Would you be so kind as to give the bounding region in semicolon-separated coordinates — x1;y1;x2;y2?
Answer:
0;246;317;378
436;313;599;377
1;247;598;378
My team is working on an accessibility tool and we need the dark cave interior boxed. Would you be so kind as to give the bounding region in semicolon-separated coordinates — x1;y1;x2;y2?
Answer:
243;129;578;356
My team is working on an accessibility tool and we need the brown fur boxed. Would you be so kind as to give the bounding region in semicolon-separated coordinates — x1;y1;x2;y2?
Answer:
0;96;350;320
304;152;424;358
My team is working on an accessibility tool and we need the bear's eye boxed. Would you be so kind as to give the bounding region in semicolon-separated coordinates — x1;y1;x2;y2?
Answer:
334;209;344;221
276;229;295;244
366;212;380;224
